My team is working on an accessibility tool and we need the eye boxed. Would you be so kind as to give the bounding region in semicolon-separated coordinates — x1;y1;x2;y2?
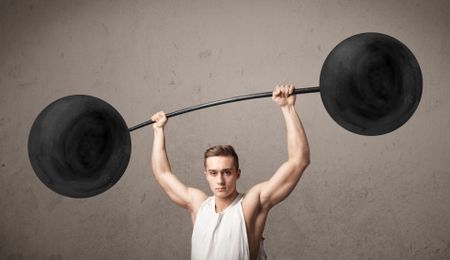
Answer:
224;171;231;176
209;171;217;176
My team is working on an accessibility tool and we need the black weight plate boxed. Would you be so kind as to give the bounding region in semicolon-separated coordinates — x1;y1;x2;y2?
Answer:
28;95;131;198
320;32;422;135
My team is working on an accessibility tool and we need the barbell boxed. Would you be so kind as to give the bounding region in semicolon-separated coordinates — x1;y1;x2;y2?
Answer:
28;32;422;198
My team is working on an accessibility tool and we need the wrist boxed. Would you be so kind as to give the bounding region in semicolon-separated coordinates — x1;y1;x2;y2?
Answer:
281;104;296;112
153;127;165;133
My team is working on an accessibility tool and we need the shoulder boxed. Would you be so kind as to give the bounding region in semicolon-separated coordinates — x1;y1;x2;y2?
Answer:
242;182;270;213
188;188;210;225
187;187;209;211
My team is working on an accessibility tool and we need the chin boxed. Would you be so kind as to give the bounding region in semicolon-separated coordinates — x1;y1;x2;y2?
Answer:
214;191;226;197
215;190;235;198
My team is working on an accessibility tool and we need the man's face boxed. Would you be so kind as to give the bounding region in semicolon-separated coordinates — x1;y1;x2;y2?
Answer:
204;156;240;198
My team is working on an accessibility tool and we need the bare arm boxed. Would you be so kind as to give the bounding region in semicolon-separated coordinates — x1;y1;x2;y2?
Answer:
258;85;310;209
151;112;207;214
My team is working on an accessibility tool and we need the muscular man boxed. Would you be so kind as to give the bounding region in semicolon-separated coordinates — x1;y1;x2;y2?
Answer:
151;85;310;260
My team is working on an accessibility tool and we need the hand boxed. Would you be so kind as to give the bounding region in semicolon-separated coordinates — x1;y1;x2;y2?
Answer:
151;111;168;129
272;85;296;107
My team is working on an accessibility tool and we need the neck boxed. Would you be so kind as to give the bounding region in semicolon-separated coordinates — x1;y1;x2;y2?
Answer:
214;191;239;213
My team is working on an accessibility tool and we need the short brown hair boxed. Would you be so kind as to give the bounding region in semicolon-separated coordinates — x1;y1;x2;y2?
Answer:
204;145;239;169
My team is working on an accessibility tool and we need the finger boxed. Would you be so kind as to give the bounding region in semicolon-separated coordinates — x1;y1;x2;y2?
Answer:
152;112;161;122
288;85;294;95
273;85;281;97
282;85;288;98
279;85;286;97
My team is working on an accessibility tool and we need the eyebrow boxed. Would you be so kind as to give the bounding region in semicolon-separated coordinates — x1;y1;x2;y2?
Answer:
207;168;233;172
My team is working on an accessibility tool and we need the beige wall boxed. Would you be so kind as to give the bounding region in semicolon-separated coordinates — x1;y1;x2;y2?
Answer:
1;0;449;259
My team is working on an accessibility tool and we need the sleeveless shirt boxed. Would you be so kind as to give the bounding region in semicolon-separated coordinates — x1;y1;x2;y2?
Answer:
191;193;267;260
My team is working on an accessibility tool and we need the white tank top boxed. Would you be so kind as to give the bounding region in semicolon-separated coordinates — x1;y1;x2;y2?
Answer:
191;193;267;260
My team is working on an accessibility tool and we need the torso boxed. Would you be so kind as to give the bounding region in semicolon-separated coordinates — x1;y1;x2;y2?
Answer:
190;185;269;260
241;186;270;260
191;194;251;260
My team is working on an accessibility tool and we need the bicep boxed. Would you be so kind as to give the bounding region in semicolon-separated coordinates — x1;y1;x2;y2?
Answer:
156;173;207;211
260;160;307;208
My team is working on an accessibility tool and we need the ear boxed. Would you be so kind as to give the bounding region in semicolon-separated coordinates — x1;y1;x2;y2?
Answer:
237;169;241;179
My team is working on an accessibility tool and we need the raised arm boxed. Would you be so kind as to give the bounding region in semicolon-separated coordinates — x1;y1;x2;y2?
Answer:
151;111;207;220
258;85;310;209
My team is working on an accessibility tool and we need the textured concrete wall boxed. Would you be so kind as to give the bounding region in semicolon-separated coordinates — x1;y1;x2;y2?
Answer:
1;0;449;259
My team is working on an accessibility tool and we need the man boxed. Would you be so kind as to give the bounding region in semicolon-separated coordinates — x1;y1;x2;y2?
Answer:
151;85;310;260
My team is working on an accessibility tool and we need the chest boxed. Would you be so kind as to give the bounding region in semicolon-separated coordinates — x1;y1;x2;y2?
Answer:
194;202;245;238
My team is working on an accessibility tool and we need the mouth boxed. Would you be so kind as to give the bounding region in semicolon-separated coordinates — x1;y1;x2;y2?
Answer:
215;188;226;192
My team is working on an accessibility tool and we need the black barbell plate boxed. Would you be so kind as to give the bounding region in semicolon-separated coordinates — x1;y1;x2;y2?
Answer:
320;32;422;135
28;95;131;198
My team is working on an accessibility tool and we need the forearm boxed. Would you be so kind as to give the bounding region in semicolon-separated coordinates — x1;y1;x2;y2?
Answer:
281;104;310;167
258;85;310;208
151;128;172;180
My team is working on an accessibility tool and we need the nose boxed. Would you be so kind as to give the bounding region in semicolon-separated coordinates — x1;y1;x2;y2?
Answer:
216;174;225;185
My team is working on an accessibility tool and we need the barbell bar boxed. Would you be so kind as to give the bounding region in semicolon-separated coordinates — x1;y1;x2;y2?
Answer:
28;32;422;198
